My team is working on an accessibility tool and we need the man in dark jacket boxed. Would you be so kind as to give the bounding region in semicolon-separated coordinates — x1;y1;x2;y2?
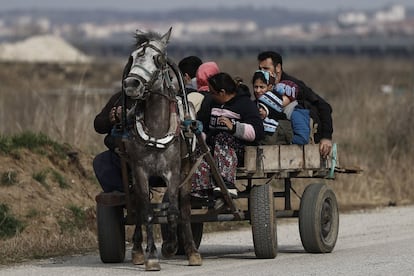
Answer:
257;51;333;157
93;91;131;192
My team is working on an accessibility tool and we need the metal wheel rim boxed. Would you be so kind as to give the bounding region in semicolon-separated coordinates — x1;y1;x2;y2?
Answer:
320;198;333;239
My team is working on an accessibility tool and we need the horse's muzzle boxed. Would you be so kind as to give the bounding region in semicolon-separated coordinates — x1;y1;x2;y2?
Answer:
123;76;145;99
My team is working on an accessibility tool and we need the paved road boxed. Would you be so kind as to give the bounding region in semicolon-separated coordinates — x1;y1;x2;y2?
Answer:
2;205;414;276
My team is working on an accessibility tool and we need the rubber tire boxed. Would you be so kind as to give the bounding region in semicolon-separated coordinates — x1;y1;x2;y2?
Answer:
299;183;339;253
250;184;277;259
97;204;126;263
160;194;203;255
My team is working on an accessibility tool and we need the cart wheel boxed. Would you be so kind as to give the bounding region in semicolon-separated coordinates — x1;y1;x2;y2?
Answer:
299;183;339;253
250;184;277;259
97;204;126;263
161;193;203;255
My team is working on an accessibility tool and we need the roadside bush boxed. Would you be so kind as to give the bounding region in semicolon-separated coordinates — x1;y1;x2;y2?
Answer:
32;169;50;190
50;169;70;189
0;204;24;239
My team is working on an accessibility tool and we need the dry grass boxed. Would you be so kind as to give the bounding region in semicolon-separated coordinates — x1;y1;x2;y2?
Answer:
0;228;97;264
0;56;413;264
0;62;124;154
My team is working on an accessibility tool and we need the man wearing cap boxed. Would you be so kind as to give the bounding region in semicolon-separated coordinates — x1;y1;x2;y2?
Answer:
257;51;333;157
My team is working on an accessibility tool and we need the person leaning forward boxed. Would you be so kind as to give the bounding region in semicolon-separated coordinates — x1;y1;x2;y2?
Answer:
92;91;130;192
257;51;333;158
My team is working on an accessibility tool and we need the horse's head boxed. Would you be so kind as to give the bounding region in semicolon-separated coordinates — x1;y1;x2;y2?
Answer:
122;27;172;100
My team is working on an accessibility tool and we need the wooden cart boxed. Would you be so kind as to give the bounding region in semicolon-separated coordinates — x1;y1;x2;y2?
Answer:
95;141;360;262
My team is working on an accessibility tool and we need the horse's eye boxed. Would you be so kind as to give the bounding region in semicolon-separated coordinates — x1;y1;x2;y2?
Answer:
154;55;166;68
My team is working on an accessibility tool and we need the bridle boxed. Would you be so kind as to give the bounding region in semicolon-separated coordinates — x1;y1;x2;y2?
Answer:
122;39;181;149
123;40;175;101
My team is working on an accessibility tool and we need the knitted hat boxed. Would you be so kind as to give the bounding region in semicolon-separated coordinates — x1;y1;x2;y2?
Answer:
273;80;299;102
257;102;269;117
263;117;279;133
258;91;284;113
253;70;276;86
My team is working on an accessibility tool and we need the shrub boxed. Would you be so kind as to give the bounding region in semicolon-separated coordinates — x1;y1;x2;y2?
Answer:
0;135;12;153
32;169;50;190
0;204;24;239
50;169;70;189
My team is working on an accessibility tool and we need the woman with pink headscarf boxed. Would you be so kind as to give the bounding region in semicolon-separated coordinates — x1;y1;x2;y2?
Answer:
187;61;220;113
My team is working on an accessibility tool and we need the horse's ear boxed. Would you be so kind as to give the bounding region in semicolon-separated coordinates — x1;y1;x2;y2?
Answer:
161;27;172;44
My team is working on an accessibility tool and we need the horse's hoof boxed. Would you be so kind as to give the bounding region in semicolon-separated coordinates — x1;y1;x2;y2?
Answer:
188;252;202;266
131;250;144;265
145;259;161;271
161;242;178;258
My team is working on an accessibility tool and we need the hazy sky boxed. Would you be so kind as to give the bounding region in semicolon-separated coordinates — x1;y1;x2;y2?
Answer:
0;0;413;12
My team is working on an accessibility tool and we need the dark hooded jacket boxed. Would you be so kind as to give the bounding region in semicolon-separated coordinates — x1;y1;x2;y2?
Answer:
197;91;265;146
94;91;134;151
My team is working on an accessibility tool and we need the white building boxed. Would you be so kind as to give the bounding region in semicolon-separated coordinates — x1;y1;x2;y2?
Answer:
338;11;368;26
374;5;406;22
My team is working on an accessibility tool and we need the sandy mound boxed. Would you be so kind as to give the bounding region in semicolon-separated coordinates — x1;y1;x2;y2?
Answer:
0;35;92;63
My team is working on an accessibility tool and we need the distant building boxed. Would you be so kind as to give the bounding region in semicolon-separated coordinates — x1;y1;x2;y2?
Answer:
374;5;405;22
337;11;368;27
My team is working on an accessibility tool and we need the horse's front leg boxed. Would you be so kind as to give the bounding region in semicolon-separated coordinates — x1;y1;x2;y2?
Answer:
134;169;160;271
131;223;144;265
161;174;179;258
180;185;202;266
144;208;160;271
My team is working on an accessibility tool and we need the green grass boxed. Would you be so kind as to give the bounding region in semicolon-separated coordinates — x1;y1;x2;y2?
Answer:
50;169;70;189
32;168;69;190
0;204;24;239
32;169;50;190
58;205;87;233
0;131;70;158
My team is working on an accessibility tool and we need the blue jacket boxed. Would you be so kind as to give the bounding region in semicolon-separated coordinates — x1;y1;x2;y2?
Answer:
291;107;310;145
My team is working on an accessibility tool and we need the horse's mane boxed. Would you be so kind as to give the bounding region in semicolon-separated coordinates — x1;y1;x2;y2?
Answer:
134;31;163;47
